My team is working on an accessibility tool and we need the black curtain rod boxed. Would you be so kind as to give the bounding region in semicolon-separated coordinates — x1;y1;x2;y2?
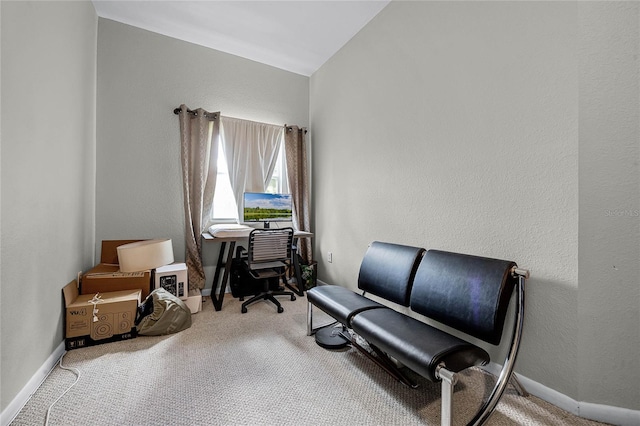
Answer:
285;125;308;134
174;107;306;133
173;106;217;120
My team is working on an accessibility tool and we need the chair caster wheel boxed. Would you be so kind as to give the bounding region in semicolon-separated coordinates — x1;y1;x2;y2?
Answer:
241;307;247;314
277;306;284;313
291;295;296;301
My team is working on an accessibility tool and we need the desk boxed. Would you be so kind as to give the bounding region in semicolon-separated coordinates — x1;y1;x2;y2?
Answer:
202;230;313;311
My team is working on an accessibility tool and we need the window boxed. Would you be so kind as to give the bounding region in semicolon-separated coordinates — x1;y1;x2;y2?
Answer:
212;138;288;221
267;141;289;194
211;139;236;220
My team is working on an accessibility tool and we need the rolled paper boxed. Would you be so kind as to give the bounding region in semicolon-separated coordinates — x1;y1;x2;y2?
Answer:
117;239;174;272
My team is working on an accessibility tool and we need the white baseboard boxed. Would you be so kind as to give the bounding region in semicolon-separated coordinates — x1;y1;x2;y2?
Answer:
483;362;640;426
578;402;640;426
0;342;65;426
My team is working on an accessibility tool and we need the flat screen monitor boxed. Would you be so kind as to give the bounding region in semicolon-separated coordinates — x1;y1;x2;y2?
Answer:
243;192;292;228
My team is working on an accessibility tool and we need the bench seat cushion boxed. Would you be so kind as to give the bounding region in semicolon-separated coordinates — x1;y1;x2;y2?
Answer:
351;308;490;382
307;285;386;326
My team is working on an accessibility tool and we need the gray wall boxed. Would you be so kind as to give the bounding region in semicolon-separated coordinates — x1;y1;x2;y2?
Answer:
577;2;639;410
1;0;97;412
96;19;309;289
310;1;638;411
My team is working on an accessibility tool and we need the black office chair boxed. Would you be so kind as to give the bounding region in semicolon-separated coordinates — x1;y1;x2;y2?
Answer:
236;228;297;314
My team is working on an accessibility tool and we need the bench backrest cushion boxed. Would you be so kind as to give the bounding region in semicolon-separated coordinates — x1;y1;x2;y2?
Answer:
358;242;425;307
410;250;517;345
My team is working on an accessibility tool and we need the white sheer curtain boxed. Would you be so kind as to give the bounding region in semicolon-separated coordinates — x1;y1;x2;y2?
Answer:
220;116;284;221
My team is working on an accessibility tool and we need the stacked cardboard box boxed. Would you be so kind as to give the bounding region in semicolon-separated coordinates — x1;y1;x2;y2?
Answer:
64;239;204;349
185;289;202;314
63;280;141;350
81;240;152;298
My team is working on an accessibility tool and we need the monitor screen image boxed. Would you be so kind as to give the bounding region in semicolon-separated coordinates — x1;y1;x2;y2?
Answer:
243;192;292;227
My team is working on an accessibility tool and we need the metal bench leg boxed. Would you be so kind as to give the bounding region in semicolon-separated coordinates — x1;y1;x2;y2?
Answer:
345;337;418;389
307;301;340;336
307;301;314;336
469;273;527;425
436;365;458;426
509;372;529;397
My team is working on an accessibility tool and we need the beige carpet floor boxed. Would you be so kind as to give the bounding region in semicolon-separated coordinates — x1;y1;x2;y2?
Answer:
11;295;608;425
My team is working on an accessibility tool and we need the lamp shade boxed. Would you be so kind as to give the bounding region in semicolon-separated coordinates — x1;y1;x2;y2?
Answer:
117;239;174;272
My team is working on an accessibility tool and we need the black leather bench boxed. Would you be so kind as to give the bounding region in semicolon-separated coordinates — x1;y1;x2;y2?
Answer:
306;241;425;328
307;242;529;426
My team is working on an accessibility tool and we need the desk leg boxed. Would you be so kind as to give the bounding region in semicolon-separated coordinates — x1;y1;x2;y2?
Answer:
211;241;235;311
210;241;226;311
219;241;235;308
285;245;305;297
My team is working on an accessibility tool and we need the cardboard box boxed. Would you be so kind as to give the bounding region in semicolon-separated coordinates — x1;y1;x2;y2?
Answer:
153;262;188;300
63;280;141;350
82;264;152;299
81;240;152;298
185;289;202;314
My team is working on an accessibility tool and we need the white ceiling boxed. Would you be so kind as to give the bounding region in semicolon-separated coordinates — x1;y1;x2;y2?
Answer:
92;0;391;76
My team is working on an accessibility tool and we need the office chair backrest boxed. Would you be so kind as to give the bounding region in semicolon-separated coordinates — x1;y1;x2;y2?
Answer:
247;228;294;266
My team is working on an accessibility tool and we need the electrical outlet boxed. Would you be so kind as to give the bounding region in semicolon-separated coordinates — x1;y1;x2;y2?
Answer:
328;252;333;263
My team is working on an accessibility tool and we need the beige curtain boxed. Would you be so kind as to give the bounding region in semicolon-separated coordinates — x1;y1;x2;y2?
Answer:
284;125;312;264
178;105;220;290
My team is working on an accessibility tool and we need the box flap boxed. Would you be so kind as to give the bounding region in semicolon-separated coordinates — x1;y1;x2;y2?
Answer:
100;240;145;264
85;263;119;275
67;289;142;308
62;280;79;307
155;262;187;273
85;263;148;278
